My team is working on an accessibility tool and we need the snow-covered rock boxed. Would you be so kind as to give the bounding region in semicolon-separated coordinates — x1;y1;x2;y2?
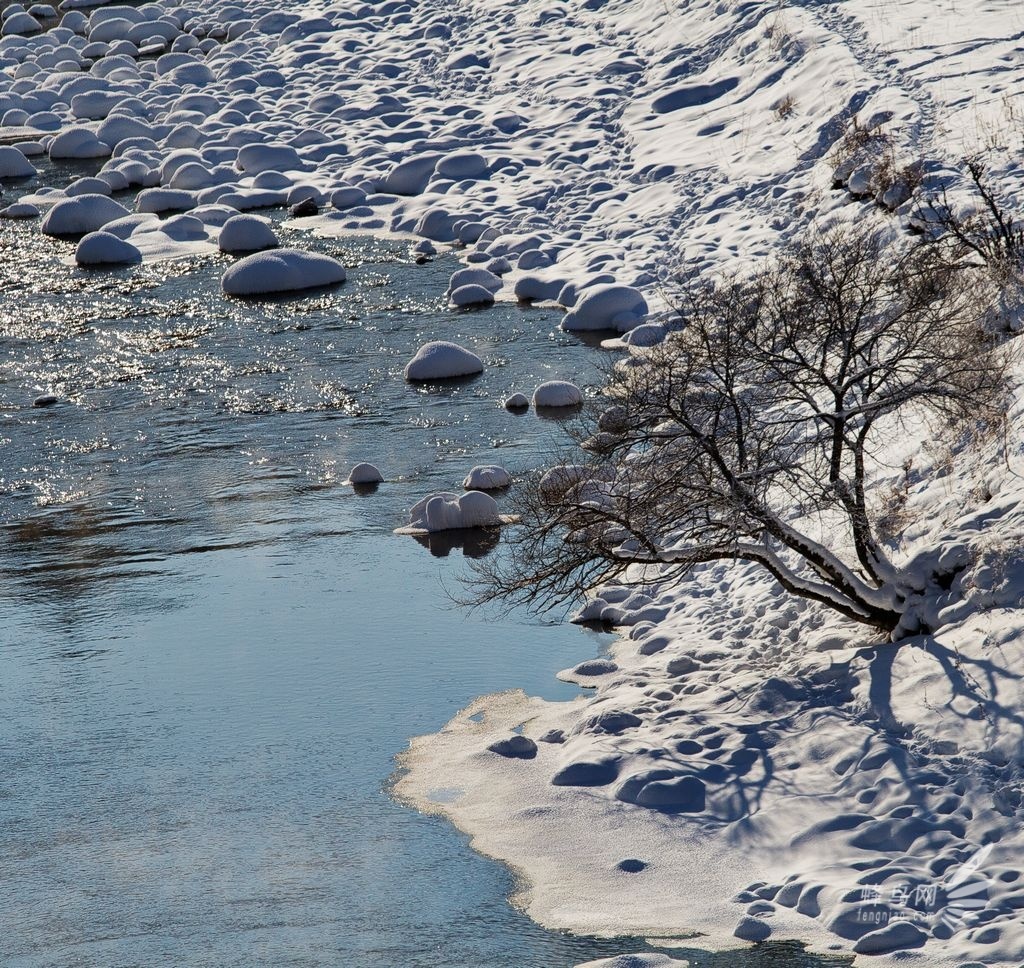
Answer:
561;285;649;332
345;462;384;485
463;465;512;490
533;380;583;408
0;202;39;219
41;194;130;236
75;230;142;266
451;283;495;307
404;341;484;381
218;214;278;254
401;489;503;532
221;248;346;296
0;146;37;178
48;126;111;160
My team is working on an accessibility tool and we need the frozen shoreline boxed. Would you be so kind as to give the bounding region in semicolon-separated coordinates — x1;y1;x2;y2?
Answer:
8;0;1024;964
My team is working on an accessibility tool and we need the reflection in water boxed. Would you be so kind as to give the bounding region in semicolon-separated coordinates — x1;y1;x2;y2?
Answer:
412;526;502;559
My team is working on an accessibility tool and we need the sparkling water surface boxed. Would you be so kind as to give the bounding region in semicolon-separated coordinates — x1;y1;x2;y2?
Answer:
0;162;849;967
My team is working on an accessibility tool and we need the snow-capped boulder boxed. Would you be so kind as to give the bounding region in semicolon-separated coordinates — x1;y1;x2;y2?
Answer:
136;188;196;214
235;143;305;174
487;735;537;759
41;194;130;236
345;462;384;485
504;392;530;410
451;283;495;307
0;202;39;219
598;406;628;434
221;248;347;296
463;465;512;490
518;248;552;270
561;284;649;332
48;126;111;160
380;151;442;195
446;266;502;297
218;213;278;253
401;489;504;532
514;274;564;302
74;230;142;266
436;151;488;180
0;146;37;178
65;176;112;197
623;322;667;347
330;186;366;210
2;11;42;35
534;380;583;408
404;341;484;381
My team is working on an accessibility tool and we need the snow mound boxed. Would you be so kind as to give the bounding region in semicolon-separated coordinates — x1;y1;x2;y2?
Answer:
397;489;513;534
380;151;441;196
75;230;142;266
561;285;649;333
0;202;39;219
221;249;346;297
437;151;489;180
236;143;306;175
533;380;583;408
463;465;512;490
451;284;496;307
447;267;502;297
404;341;483;381
0;146;36;178
41;194;129;236
218;214;278;254
48;126;111;160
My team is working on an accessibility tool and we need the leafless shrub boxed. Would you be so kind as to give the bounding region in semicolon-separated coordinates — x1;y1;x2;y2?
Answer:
915;155;1024;274
773;93;795;120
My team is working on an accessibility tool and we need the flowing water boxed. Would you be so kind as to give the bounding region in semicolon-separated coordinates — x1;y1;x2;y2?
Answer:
0;163;848;967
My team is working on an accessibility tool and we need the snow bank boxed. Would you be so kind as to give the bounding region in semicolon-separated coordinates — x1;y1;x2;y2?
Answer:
404;341;483;381
221;248;346;296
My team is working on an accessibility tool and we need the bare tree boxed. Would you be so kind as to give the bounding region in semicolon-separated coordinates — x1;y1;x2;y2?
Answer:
473;226;1009;637
916;156;1024;272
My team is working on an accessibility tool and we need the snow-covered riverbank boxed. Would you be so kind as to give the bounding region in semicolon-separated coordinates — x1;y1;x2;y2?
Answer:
8;0;1024;964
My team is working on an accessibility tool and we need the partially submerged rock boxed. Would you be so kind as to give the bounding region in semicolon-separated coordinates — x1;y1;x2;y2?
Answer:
463;465;512;490
404;341;484;381
396;490;517;534
222;248;346;296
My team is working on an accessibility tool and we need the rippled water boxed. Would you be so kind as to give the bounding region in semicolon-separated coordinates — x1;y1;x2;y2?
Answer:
0;163;848;967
